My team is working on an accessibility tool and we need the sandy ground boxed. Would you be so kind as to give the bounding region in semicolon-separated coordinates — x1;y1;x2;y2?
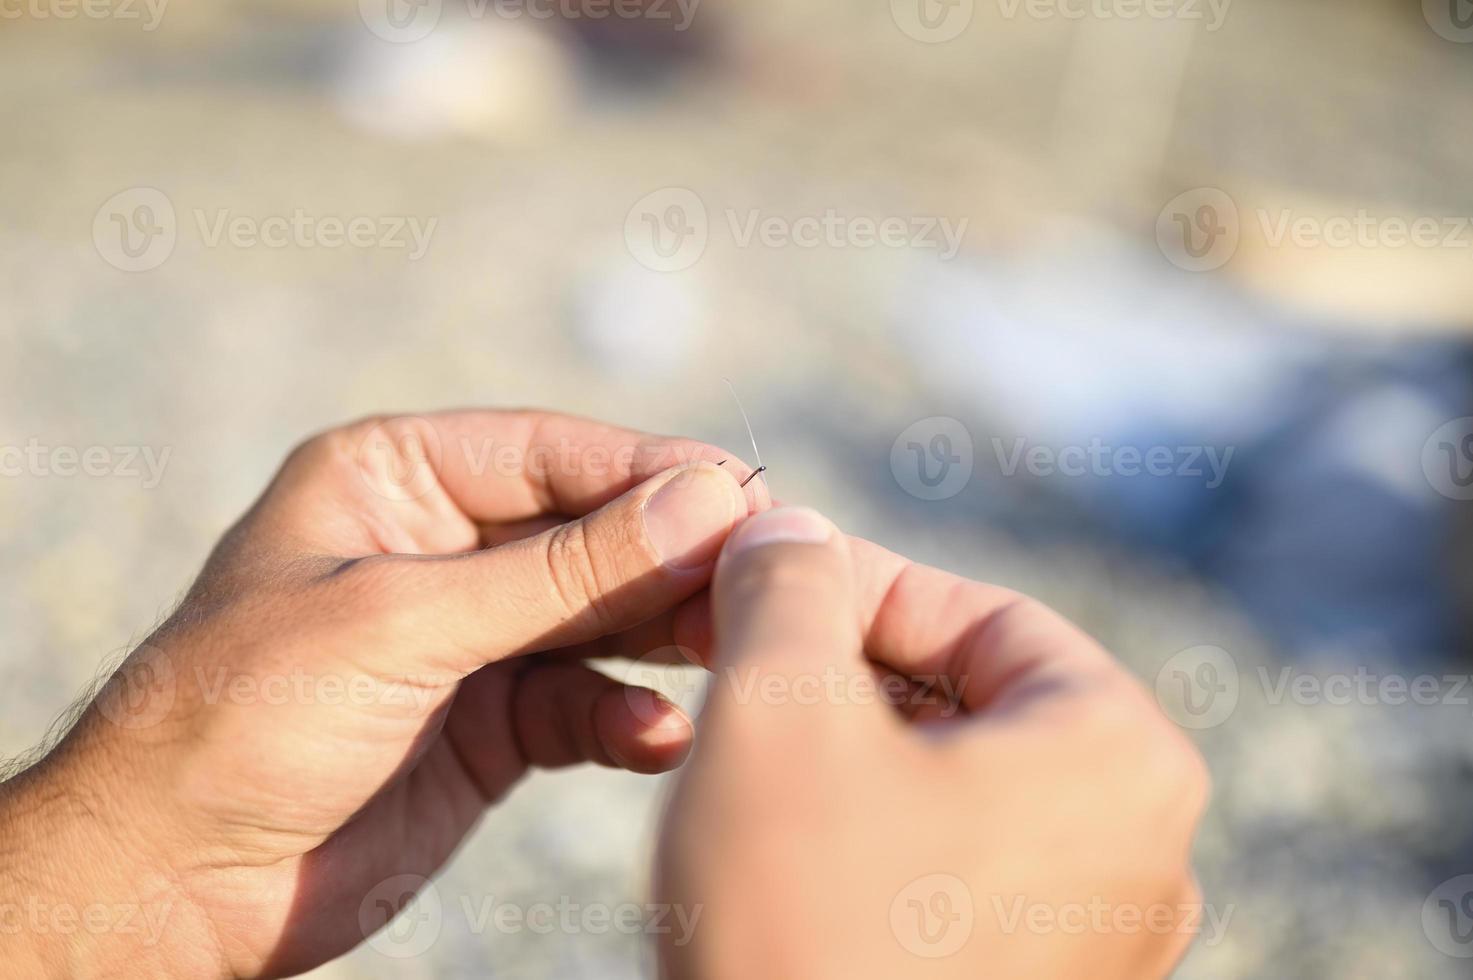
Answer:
3;0;1473;975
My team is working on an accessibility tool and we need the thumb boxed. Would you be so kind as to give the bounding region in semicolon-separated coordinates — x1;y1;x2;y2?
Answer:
336;461;754;677
707;507;877;730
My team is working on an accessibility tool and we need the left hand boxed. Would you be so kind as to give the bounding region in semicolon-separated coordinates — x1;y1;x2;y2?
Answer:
0;410;767;979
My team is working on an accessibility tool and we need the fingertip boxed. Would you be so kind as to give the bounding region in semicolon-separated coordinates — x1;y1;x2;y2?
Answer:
641;461;748;571
722;506;838;558
596;686;695;775
741;471;774;516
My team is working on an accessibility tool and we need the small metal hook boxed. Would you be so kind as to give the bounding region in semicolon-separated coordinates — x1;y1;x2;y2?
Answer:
718;460;768;488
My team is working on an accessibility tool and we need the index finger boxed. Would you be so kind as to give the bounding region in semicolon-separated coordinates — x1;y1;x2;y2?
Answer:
357;410;769;522
850;536;1130;719
250;410;770;558
672;534;1128;719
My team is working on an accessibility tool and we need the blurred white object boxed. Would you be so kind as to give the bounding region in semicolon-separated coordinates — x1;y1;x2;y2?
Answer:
335;18;576;141
571;260;704;380
895;236;1321;449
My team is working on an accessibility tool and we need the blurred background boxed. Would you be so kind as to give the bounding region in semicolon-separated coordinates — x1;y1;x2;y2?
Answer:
3;0;1473;975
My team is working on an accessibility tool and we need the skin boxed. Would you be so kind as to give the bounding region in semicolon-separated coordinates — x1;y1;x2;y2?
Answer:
658;508;1210;978
0;411;1208;979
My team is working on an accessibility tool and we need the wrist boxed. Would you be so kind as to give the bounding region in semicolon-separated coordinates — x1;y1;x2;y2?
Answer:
0;744;225;979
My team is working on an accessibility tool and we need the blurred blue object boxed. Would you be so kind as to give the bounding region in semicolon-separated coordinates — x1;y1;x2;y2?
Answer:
895;243;1473;661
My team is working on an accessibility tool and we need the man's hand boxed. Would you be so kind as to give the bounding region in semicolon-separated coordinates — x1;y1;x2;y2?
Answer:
657;507;1210;979
0;411;768;979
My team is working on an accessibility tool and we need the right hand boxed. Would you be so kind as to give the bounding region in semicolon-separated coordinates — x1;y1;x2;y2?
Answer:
657;506;1210;979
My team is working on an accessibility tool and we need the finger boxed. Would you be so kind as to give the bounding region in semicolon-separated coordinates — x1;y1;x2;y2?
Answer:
244;410;770;558
850;537;1126;720
512;662;694;774
478;514;565;549
382;410;769;524
542;606;704;665
336;461;753;677
705;507;886;733
676;534;1127;719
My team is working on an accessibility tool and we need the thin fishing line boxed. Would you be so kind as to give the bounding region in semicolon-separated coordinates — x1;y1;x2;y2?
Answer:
719;378;768;489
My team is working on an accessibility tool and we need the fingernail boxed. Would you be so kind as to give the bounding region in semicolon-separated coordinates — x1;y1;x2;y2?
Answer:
725;506;833;555
625;686;691;732
643;465;742;570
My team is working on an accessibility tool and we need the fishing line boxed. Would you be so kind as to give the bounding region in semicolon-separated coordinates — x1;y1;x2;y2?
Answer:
717;378;768;489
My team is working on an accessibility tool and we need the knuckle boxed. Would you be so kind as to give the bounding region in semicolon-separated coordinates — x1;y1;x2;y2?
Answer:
544;521;617;630
280;427;343;475
331;554;417;617
280;417;392;480
1172;731;1213;819
1132;698;1211;799
1070;681;1212;829
1140;717;1214;833
280;414;442;483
